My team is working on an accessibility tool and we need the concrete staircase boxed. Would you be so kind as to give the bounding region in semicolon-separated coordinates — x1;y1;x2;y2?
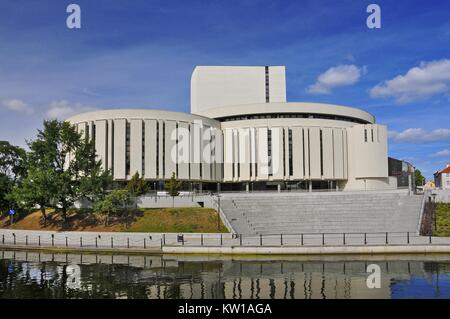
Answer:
220;192;423;235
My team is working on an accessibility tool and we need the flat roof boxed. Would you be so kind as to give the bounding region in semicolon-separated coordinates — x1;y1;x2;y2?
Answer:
66;108;221;127
193;102;376;124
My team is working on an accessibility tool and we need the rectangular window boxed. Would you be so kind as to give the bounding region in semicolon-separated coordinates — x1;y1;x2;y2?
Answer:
111;121;114;176
282;129;286;177
371;128;374;142
307;129;311;177
232;161;235;179
156;122;159;177
125;122;130;176
265;66;270;103
254;130;258;177
268;129;273;176
142;121;145;176
92;124;96;144
211;133;215;180
105;121;108;170
188;124;191;179
288;129;293;176
175;123;178;178
302;129;305;177
320;129;324;176
364;129;368;142
162;122;165;178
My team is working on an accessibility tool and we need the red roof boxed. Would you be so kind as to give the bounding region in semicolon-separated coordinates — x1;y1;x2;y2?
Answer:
438;165;450;174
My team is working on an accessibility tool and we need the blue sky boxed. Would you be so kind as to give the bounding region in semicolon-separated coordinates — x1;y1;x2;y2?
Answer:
0;0;449;178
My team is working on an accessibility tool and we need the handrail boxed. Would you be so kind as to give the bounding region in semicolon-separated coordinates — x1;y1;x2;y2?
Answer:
417;190;428;235
211;195;237;235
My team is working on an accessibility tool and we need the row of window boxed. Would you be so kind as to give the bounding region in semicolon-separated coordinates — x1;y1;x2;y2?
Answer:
218;113;369;124
230;127;335;180
85;120;220;180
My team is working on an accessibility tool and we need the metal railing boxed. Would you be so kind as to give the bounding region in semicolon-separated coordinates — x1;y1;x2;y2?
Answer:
1;231;447;250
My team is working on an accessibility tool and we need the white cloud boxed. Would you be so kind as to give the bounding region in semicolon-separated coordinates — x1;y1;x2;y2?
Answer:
307;64;366;94
389;128;450;143
432;149;450;157
1;99;33;114
370;59;450;104
45;100;97;119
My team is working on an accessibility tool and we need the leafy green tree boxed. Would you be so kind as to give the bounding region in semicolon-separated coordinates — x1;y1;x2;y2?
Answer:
126;172;149;197
93;189;131;226
28;120;110;222
415;169;425;186
77;139;113;202
0;141;27;213
10;166;56;225
165;172;182;207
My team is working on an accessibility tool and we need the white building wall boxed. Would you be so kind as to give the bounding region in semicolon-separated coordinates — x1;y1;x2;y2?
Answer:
191;66;286;116
233;129;239;182
238;128;251;181
67;105;391;191
223;128;234;182
177;122;190;180
144;120;157;179
291;127;304;179
202;125;211;181
94;120;107;170
322;127;334;179
113;119;126;180
250;128;256;181
333;128;345;179
284;128;290;179
214;129;224;181
308;127;321;179
344;124;389;190
271;127;284;180
107;120;113;172
129;119;143;177
268;66;287;103
164;120;177;179
256;127;269;180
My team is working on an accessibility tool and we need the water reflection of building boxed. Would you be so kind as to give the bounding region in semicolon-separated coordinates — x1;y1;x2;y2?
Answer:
3;250;447;299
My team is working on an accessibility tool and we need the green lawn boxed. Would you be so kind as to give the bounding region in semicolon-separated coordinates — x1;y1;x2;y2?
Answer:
434;203;450;237
118;207;229;233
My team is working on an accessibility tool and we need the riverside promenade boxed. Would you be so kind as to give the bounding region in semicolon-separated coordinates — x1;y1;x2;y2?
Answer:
2;228;450;255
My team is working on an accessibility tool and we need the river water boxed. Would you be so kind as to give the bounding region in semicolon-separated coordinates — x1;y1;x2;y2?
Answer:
0;250;450;299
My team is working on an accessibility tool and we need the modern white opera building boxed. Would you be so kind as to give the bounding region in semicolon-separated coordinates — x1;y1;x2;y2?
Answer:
67;66;392;192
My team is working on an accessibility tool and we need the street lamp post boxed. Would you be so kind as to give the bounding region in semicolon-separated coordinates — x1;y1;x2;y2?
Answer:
432;193;437;232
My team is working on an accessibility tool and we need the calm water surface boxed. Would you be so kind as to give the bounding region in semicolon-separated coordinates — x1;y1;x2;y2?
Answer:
1;250;450;299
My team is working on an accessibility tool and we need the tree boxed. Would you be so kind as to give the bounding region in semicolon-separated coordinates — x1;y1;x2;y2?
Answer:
28;120;110;222
165;172;182;207
77;139;113;203
93;189;131;226
0;141;27;213
126;172;149;197
126;171;149;210
11;167;55;226
415;169;425;187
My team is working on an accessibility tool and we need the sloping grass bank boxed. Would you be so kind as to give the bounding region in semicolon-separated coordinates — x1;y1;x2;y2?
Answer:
434;203;450;236
0;207;228;233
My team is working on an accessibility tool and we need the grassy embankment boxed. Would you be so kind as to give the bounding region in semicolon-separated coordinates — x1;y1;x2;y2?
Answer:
0;207;228;233
434;203;450;237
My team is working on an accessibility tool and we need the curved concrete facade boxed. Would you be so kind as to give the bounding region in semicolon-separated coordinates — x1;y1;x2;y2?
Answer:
67;66;391;191
196;102;375;124
67;109;223;182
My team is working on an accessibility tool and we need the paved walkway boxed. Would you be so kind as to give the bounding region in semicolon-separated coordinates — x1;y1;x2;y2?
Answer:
1;229;450;254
